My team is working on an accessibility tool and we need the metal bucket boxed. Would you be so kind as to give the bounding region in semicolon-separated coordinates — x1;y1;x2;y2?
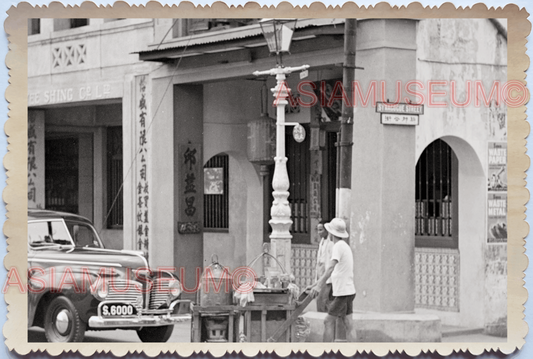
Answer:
198;255;233;306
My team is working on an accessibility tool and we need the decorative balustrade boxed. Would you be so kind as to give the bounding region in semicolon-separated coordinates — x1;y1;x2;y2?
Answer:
52;42;87;72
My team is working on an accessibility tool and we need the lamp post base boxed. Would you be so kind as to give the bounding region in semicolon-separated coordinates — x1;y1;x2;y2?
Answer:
269;237;292;276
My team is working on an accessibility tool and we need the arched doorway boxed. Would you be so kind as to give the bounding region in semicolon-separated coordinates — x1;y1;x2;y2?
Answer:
415;139;459;311
415;136;486;328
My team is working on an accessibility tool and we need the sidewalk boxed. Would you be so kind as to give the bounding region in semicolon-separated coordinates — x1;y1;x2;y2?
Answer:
441;325;507;343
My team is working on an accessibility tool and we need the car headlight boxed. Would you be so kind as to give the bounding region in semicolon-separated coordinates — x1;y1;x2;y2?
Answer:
90;279;108;301
168;278;182;300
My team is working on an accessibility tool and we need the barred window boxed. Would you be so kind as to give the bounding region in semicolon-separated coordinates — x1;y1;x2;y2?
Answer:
54;19;88;31
204;154;229;230
415;139;458;248
286;125;310;244
70;19;89;28
174;19;258;37
28;19;40;35
107;126;123;229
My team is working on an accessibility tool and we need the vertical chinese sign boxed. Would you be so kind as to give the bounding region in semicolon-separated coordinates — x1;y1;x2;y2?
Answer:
28;111;45;208
487;142;507;243
178;144;202;234
136;75;150;258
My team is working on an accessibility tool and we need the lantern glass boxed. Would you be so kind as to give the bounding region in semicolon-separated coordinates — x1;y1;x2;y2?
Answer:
259;19;297;54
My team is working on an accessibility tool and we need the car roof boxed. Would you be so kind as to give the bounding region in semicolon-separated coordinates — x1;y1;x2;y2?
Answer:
28;208;93;225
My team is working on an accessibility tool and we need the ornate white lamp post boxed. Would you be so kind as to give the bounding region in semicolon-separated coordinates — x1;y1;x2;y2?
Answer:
254;19;309;275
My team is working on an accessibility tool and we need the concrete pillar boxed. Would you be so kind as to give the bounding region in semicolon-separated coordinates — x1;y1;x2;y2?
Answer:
351;19;418;313
148;76;174;268
40;19;54;34
173;84;204;301
92;127;105;232
123;76;135;251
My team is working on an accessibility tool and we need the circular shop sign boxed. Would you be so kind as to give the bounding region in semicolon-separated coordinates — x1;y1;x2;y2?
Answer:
293;124;306;143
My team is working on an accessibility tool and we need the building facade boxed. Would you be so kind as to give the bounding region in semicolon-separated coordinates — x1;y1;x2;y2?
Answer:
28;17;507;337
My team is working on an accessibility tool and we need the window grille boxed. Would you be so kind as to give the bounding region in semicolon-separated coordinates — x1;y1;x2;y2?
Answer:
28;19;40;35
54;19;89;31
172;19;258;38
415;139;458;248
70;19;89;28
286;126;310;243
107;126;123;228
204;154;229;230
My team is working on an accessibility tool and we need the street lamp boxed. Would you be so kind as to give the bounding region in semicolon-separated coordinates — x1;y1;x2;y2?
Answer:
259;18;297;66
254;19;309;275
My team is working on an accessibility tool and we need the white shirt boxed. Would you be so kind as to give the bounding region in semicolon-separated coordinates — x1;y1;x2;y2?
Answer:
316;237;334;283
330;240;356;296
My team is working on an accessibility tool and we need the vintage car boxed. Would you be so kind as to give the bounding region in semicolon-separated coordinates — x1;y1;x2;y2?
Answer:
27;209;189;342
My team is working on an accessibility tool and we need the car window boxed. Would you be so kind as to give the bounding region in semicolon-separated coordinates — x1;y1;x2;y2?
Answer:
28;220;73;247
65;221;104;248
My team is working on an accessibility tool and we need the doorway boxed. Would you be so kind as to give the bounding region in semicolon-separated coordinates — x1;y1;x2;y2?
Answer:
45;137;79;214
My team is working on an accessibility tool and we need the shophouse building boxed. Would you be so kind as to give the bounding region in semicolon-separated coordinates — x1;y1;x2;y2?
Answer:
28;17;508;340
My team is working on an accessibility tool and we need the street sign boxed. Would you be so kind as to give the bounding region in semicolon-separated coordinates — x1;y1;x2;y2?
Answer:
381;113;419;126
376;102;424;115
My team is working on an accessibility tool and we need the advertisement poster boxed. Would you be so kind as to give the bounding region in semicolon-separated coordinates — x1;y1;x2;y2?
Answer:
204;168;224;194
487;192;507;243
488;142;507;191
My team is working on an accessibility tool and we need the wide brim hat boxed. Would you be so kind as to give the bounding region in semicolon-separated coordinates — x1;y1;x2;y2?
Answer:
325;218;349;238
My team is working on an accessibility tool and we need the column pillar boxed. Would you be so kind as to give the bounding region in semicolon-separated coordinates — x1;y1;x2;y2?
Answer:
352;19;418;313
173;84;204;301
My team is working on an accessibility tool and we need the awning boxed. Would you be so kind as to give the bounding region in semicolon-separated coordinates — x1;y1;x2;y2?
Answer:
137;18;346;63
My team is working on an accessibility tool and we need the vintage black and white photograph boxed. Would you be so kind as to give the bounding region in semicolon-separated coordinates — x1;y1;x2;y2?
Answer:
3;4;526;355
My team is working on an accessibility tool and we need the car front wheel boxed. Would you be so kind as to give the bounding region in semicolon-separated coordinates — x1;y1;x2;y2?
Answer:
137;325;174;342
44;296;86;342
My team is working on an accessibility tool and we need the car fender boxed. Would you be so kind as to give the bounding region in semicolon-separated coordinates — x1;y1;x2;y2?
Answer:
28;265;106;326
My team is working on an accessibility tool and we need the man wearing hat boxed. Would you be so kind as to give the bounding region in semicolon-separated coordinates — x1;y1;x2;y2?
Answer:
309;217;356;342
315;219;334;312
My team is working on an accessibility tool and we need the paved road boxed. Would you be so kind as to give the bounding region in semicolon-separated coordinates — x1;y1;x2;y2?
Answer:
28;319;192;343
29;319;506;343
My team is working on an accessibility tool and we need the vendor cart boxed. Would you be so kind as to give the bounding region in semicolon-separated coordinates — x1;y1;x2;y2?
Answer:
191;250;313;343
191;291;313;342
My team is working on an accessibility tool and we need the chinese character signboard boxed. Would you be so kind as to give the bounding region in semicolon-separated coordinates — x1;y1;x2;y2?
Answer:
135;75;150;257
178;144;202;234
380;113;419;126
28;111;45;208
